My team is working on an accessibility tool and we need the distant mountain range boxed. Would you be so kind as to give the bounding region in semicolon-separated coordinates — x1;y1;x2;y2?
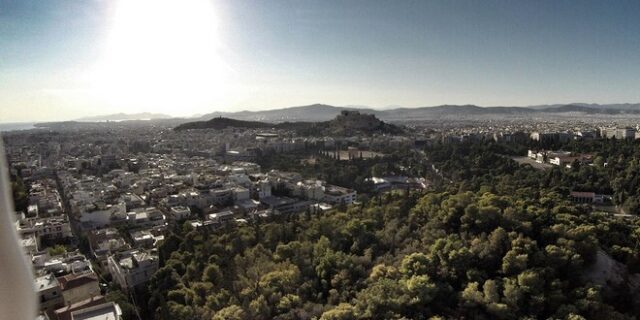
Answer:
193;103;640;122
76;112;172;121
44;103;640;127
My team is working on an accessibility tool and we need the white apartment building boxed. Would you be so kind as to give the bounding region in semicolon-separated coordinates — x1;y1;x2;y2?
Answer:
323;185;357;205
18;216;73;244
108;250;159;291
127;207;166;228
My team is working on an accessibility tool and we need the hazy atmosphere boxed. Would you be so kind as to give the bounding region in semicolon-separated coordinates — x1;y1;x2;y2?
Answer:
2;0;640;122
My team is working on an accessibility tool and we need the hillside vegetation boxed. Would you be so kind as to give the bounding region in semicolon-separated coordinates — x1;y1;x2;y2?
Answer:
174;111;404;136
146;142;640;320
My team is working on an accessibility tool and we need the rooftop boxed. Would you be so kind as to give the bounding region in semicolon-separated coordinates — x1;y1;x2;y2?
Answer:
58;272;98;291
35;273;59;292
570;191;596;197
324;185;354;196
55;296;106;320
70;302;121;320
261;196;297;207
116;251;158;269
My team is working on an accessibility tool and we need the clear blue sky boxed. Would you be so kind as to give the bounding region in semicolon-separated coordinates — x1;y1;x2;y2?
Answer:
1;0;639;122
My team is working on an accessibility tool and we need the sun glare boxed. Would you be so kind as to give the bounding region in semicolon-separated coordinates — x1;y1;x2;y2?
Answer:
92;0;230;114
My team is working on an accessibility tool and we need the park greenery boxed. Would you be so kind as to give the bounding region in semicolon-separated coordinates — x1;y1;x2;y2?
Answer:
145;139;640;319
10;174;28;213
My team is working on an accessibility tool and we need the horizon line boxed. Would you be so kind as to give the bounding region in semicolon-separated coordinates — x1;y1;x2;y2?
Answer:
3;101;640;124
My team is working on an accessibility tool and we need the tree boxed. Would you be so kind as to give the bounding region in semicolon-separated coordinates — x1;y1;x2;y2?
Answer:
202;263;223;285
143;139;640;319
106;288;138;320
48;244;67;256
10;175;28;213
461;282;484;307
400;253;432;277
320;303;356;320
405;274;438;304
212;305;247;320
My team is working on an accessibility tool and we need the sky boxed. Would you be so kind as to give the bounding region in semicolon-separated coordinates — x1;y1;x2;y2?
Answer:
1;0;640;122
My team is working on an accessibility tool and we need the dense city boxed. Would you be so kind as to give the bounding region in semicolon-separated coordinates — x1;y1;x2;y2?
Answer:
4;109;640;319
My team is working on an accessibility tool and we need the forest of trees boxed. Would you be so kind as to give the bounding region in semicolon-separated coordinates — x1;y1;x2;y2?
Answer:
257;148;428;194
143;140;640;319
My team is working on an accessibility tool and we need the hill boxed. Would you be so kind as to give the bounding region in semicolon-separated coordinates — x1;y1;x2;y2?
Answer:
174;117;277;130
196;104;374;122
175;110;403;135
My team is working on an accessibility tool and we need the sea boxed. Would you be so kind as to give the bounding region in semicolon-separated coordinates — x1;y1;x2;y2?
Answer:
0;122;37;132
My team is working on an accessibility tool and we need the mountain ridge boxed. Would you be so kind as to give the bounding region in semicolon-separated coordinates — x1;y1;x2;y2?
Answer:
45;102;640;125
76;112;172;121
193;103;640;122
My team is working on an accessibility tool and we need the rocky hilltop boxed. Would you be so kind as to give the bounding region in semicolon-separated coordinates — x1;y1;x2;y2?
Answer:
175;110;403;136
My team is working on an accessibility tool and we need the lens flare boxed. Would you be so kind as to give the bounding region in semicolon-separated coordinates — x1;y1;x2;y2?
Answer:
92;0;230;114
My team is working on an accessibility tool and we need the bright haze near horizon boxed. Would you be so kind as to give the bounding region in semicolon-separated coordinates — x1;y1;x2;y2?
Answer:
1;0;640;122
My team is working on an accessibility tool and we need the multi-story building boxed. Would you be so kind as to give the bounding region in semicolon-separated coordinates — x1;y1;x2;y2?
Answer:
18;216;72;246
570;191;605;204
78;201;127;230
58;272;101;305
107;250;159;291
35;273;64;315
617;127;636;139
127;207;166;228
207;188;234;206
169;206;191;222
293;181;325;201
53;295;107;320
323;185;357;205
601;127;636;139
130;228;164;248
260;196;311;215
232;187;250;202
69;302;123;320
88;228;129;268
207;210;235;223
120;193;146;211
33;251;93;276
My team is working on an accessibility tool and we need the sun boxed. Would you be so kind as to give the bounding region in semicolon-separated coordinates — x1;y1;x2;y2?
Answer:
91;0;231;115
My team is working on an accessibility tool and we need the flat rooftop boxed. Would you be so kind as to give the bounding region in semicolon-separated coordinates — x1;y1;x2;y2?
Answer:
35;273;59;292
71;302;121;320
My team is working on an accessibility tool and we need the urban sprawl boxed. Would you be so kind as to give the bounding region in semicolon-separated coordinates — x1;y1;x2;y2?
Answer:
4;116;640;319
